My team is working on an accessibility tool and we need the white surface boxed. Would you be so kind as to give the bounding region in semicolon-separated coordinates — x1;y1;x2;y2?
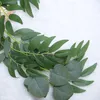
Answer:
0;0;100;100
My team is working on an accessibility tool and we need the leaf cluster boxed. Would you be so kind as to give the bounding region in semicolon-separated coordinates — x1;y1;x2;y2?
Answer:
0;1;97;100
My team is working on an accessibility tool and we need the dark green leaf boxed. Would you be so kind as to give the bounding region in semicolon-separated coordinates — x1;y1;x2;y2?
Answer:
0;15;5;37
30;0;39;9
81;63;97;77
24;0;33;17
6;21;14;35
16;64;27;78
6;4;22;10
49;40;68;52
9;14;23;24
39;36;55;52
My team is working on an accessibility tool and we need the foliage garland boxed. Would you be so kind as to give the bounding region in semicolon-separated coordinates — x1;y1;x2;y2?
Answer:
0;0;97;100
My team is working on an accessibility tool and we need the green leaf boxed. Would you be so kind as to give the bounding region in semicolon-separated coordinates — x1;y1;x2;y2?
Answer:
72;85;86;93
6;4;22;11
49;40;68;52
15;28;40;40
26;68;45;77
24;0;33;17
24;76;49;97
29;35;46;50
72;79;94;86
50;64;69;86
80;58;88;70
9;14;23;24
8;61;16;77
4;38;11;57
65;60;82;81
76;40;84;54
20;0;25;11
81;63;97;77
77;41;90;60
30;0;39;9
16;64;27;78
6;21;14;35
0;15;5;37
13;42;20;50
0;53;5;63
39;36;55;52
55;49;69;58
53;83;73;100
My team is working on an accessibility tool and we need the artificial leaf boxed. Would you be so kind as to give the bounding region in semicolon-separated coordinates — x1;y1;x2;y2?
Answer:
50;64;69;86
0;15;5;37
24;76;49;97
65;60;82;81
6;21;14;35
72;85;86;93
0;53;5;63
72;79;94;86
4;37;11;57
6;4;22;11
49;40;68;52
53;83;73;100
9;14;23;24
15;28;40;40
81;63;97;77
39;36;55;52
16;64;27;78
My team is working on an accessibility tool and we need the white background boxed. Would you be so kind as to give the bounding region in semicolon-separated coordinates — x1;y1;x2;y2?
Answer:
0;0;100;100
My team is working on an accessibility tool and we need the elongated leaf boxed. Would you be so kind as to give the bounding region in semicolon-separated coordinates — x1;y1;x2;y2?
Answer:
0;53;5;63
77;41;90;60
15;28;40;40
49;40;68;52
16;65;27;78
30;0;39;9
53;83;73;100
24;76;49;97
39;36;55;52
81;63;97;77
6;21;14;35
29;35;46;50
6;4;22;10
9;14;23;24
26;68;45;77
80;58;88;70
72;79;94;86
4;38;11;57
0;15;5;37
55;49;69;58
65;60;82;81
24;0;33;17
8;61;16;77
72;85;86;93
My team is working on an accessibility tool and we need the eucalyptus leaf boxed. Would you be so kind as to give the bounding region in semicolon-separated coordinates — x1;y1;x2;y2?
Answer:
50;64;69;86
0;53;5;63
72;79;94;86
81;63;97;77
24;76;49;98
53;83;73;100
72;85;86;93
9;14;23;24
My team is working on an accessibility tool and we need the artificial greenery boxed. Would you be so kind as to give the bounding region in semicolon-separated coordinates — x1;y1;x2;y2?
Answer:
0;1;97;100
